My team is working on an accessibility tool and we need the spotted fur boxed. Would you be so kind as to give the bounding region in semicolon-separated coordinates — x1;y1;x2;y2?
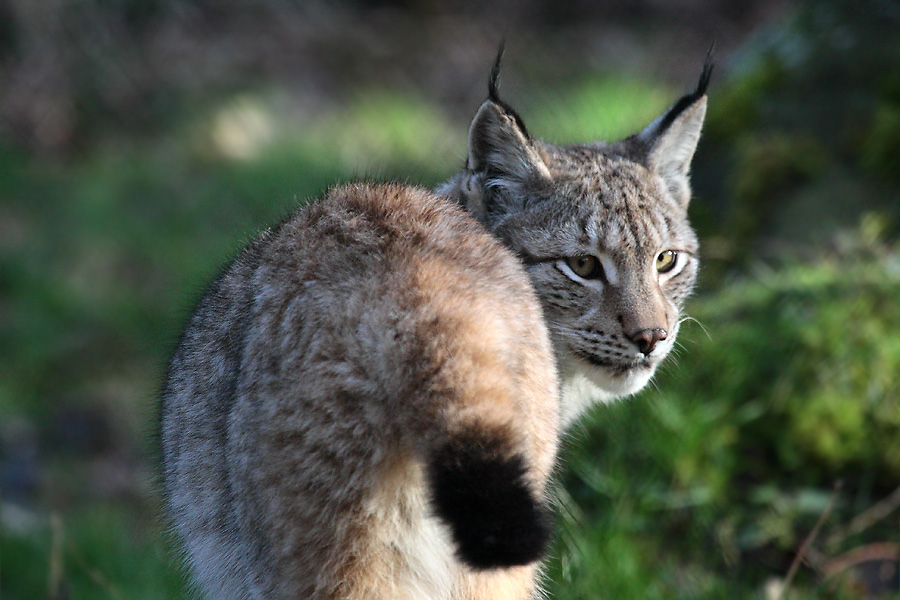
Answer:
161;54;709;600
440;53;708;424
161;183;558;600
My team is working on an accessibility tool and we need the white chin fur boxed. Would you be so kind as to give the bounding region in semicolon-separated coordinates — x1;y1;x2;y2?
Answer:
559;360;656;427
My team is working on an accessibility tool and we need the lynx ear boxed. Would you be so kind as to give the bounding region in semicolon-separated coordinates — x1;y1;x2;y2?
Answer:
467;47;551;190
638;57;712;208
468;102;548;180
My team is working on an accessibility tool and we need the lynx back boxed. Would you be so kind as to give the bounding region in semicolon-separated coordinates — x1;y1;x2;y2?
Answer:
161;183;559;600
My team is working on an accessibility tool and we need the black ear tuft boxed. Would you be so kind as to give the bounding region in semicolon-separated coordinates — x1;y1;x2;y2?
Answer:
652;46;715;137
695;41;715;97
427;430;553;570
482;40;532;141
488;39;505;103
631;47;712;208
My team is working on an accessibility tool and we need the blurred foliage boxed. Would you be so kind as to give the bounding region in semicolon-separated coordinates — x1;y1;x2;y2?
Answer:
548;221;900;598
694;0;900;283
1;503;189;599
529;76;673;143
0;0;776;155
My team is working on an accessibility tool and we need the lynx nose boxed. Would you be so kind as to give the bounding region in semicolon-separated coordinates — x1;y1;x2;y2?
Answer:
630;328;667;355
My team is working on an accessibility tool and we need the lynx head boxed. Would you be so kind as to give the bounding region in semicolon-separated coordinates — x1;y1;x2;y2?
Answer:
441;51;711;424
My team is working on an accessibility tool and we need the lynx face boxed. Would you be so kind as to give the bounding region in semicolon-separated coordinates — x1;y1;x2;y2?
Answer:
491;150;699;415
441;55;710;423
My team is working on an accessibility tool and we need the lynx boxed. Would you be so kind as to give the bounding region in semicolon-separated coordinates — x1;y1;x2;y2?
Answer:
160;52;710;600
440;52;709;425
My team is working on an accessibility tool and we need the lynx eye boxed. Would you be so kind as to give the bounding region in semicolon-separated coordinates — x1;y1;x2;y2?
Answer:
566;255;604;280
656;250;678;274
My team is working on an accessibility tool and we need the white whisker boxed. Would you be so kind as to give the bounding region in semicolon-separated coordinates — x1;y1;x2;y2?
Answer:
679;315;711;341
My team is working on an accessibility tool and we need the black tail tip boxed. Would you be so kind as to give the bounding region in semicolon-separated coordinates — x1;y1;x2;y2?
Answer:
427;433;553;569
454;493;553;569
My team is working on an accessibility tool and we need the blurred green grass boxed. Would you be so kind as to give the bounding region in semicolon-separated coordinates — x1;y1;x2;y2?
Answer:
2;57;899;600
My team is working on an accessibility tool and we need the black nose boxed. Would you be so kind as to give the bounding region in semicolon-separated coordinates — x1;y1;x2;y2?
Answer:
630;328;667;355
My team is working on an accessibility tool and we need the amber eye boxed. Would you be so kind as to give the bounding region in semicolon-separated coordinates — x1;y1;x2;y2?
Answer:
656;250;678;273
566;255;604;279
